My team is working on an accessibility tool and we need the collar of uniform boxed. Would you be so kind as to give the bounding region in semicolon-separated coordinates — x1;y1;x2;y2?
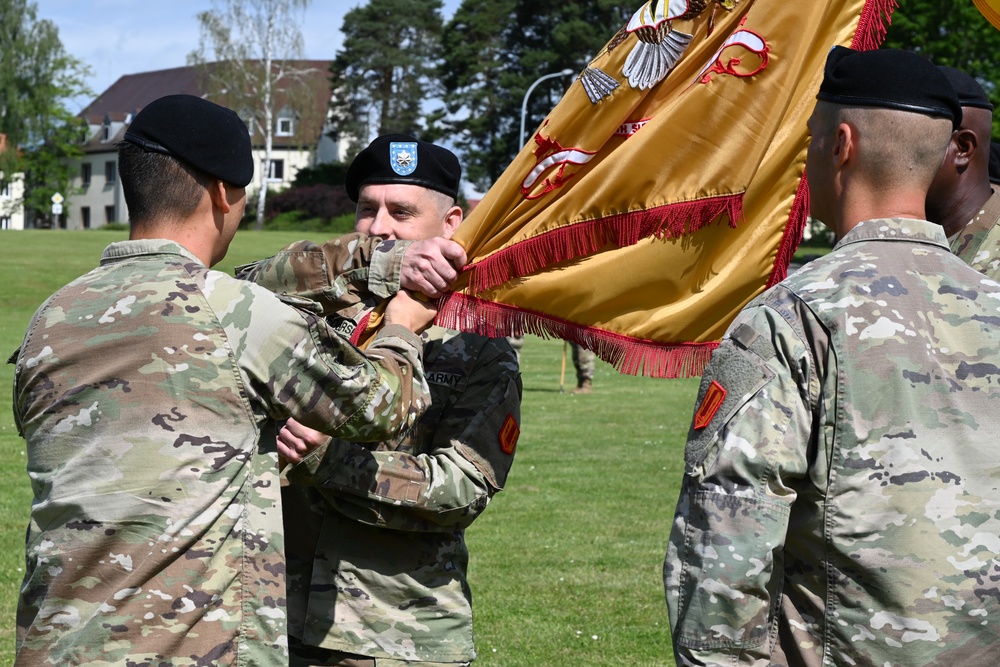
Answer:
100;239;204;265
833;217;949;252
964;185;1000;234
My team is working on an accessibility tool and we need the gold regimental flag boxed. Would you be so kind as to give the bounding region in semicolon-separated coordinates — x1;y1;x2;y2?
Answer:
438;0;897;377
974;0;1000;30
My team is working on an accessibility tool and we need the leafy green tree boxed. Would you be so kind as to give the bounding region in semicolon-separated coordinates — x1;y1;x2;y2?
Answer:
0;0;91;222
330;0;445;156
441;0;631;191
883;0;1000;136
190;0;317;230
439;0;517;189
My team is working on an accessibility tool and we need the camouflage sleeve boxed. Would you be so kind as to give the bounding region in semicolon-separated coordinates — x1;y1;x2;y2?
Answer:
234;233;411;316
664;287;824;666
215;274;430;443
286;340;522;531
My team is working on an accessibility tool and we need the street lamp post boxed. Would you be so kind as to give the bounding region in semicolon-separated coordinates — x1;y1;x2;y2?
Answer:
519;68;575;149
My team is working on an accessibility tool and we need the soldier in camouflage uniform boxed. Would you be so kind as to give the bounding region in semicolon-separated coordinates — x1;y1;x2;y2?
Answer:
244;135;521;667
569;342;595;393
664;48;1000;666
9;97;453;667
926;67;1000;279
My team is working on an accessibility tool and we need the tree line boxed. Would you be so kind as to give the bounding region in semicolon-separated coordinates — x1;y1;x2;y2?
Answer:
3;0;999;226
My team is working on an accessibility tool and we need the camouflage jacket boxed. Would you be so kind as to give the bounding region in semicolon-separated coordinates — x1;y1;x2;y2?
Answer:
244;239;522;663
664;218;1000;667
951;186;1000;280
10;239;430;667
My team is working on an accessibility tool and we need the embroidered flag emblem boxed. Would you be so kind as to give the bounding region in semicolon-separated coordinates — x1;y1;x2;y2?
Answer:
499;414;520;455
390;142;418;175
693;380;727;430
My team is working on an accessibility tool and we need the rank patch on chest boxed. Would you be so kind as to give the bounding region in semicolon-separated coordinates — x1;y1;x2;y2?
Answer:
499;414;519;455
693;380;727;430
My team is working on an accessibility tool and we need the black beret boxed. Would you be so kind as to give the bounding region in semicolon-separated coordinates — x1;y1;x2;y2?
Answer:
346;134;461;202
990;141;1000;185
818;47;963;129
123;94;253;188
938;66;993;111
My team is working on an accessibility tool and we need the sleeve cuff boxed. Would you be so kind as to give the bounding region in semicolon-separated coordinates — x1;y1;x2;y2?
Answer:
368;239;412;299
372;323;424;357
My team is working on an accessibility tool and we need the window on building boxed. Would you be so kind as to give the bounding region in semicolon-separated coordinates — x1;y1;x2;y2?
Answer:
81;207;91;229
265;159;285;182
81;163;92;186
1;182;10;198
276;117;294;136
1;215;10;230
105;161;116;183
102;123;111;142
105;205;116;224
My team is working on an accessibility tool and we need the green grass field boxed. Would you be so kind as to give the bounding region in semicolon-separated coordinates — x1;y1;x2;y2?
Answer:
0;230;699;666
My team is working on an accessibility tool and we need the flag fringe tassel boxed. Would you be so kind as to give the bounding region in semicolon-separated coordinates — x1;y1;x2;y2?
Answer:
767;174;810;288
853;0;898;51
438;291;719;378
466;193;745;295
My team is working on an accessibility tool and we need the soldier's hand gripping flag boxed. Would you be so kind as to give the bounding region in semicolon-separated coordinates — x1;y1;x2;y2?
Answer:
438;0;898;377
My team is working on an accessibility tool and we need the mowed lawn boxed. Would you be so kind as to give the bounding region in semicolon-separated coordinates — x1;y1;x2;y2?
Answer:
0;230;699;666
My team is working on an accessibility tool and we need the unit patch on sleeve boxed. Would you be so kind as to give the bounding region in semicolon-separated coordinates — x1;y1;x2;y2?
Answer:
499;414;520;455
693;380;727;430
684;338;775;469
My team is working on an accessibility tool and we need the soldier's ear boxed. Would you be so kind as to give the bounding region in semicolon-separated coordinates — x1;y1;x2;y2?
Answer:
207;179;232;214
833;122;854;168
951;128;978;170
441;205;463;240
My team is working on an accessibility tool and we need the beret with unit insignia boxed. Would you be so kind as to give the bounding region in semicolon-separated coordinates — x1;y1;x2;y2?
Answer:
346;133;461;202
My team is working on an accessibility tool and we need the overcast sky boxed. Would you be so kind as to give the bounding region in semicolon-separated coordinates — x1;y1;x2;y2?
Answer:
39;0;463;112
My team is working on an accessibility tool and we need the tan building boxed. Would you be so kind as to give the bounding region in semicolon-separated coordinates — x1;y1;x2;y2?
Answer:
62;61;341;230
1;175;26;231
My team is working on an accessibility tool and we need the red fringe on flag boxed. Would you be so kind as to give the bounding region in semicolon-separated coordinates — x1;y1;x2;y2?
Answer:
437;291;720;378
853;0;898;51
465;193;745;295
767;174;810;288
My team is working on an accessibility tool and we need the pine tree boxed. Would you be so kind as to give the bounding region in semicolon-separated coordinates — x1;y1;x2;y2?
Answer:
330;0;446;158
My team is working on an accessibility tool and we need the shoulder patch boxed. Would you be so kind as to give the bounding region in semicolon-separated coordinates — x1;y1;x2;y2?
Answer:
499;414;519;455
685;340;774;469
693;380;727;429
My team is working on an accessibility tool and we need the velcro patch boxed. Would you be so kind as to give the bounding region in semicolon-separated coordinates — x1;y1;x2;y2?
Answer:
685;340;774;469
499;414;519;455
693;381;727;430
